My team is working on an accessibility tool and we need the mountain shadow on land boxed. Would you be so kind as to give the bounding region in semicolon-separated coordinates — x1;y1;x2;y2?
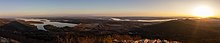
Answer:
143;19;220;43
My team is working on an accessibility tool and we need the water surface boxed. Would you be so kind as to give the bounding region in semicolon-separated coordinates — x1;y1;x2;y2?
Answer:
17;18;78;31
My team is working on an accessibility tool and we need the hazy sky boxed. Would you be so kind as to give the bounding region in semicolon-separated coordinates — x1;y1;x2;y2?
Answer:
0;0;219;17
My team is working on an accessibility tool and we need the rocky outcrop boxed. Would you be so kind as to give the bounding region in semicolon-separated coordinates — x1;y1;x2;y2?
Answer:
0;36;20;43
113;39;180;43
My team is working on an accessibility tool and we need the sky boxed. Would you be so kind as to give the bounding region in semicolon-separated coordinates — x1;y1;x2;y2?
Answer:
0;0;219;17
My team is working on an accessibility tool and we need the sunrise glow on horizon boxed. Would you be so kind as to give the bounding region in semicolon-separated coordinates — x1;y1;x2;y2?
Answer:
192;5;215;18
0;0;219;17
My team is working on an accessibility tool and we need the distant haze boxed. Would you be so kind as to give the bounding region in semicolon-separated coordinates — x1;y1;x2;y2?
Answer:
0;0;219;17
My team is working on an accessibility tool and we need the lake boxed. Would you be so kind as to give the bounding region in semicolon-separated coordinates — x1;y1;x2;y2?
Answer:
17;18;78;31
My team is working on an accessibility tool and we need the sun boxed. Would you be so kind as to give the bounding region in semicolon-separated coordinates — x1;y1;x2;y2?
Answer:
192;5;215;18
